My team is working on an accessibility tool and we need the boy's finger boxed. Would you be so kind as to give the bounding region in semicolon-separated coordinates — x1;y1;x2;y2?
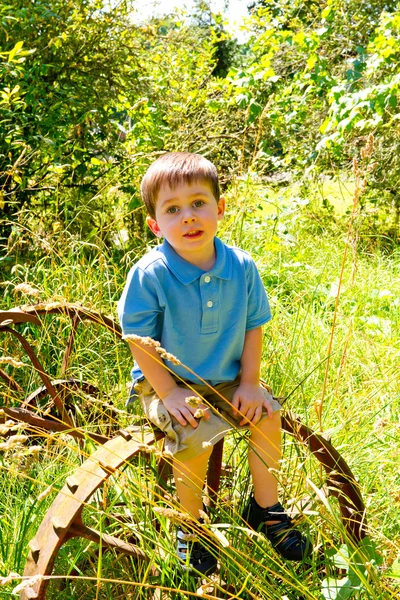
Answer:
251;406;262;425
201;406;211;420
183;408;199;428
240;407;254;426
172;409;187;427
263;399;273;418
231;394;240;416
190;404;210;420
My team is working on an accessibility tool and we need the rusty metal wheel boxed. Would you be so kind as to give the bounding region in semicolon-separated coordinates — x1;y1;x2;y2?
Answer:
20;379;120;440
21;428;164;600
21;413;367;600
3;378;118;444
1;303;123;441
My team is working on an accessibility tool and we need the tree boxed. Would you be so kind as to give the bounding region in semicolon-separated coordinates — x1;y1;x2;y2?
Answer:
0;0;148;241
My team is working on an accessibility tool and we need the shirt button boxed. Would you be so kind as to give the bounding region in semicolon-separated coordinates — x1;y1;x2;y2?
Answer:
204;275;211;283
207;300;213;308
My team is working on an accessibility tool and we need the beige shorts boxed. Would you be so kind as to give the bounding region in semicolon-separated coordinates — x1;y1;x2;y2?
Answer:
134;376;281;462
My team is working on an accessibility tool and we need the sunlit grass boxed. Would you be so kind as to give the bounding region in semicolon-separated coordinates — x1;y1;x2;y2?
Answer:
1;184;399;598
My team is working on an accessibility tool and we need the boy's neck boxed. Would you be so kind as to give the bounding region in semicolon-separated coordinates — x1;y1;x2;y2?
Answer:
170;240;217;272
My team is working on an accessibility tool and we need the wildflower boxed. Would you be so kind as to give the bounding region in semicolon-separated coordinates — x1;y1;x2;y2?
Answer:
13;283;41;297
123;334;182;365
44;301;67;310
179;532;198;542
202;441;212;449
136;443;157;454
364;133;374;158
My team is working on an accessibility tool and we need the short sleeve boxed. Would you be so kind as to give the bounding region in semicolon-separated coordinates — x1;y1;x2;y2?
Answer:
245;258;271;330
117;266;163;339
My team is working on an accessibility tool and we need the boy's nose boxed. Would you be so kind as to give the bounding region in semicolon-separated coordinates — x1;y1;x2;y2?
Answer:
182;211;196;224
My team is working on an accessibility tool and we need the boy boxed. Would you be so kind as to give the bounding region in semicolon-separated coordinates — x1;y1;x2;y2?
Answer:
118;152;311;575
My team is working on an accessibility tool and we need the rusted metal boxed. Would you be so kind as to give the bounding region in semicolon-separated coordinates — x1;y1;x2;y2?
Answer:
2;304;367;596
21;429;162;600
2;326;74;427
0;367;24;393
3;406;109;445
207;438;224;506
0;303;122;437
282;412;367;542
0;308;41;327
20;379;101;412
20;414;368;599
67;523;148;560
0;304;122;338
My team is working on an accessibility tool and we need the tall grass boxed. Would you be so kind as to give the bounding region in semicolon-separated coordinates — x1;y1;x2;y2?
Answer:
0;181;399;598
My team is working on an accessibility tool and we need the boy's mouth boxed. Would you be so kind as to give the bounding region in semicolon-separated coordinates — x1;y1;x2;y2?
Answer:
183;229;203;239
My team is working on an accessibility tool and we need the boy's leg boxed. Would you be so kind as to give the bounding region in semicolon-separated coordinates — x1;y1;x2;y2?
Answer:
249;410;281;510
173;446;218;576
246;410;312;560
173;446;213;518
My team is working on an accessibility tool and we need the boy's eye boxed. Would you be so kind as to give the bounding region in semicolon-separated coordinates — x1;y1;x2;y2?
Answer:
166;206;178;214
193;200;204;208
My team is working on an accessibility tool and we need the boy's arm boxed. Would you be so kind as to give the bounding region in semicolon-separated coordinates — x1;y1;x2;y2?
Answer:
232;326;274;425
128;340;210;428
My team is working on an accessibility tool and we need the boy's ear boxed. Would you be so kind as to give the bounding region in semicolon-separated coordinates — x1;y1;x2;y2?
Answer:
146;216;163;238
217;197;226;221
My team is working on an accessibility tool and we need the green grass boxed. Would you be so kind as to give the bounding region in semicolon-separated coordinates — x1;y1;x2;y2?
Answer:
0;181;399;598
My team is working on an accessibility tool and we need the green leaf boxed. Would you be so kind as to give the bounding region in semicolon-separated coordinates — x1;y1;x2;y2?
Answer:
307;54;318;70
8;40;24;62
235;93;251;108
320;117;331;134
386;556;400;580
248;100;263;123
321;577;361;600
12;173;22;184
128;196;141;210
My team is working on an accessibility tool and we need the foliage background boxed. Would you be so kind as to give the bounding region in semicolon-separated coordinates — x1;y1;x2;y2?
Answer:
0;1;399;598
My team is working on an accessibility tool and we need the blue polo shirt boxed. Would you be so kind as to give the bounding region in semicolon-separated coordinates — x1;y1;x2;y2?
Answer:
118;237;271;386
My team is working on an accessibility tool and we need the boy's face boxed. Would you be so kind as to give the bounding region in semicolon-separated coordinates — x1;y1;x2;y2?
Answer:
146;181;225;266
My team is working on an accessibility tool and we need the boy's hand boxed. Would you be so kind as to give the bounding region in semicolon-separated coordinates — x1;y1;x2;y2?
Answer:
232;383;273;426
161;387;210;428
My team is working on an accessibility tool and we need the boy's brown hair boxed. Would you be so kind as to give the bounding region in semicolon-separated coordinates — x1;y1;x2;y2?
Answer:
141;152;220;218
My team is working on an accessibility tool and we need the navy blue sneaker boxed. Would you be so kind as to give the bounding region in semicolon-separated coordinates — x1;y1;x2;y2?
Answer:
242;496;312;561
177;527;217;576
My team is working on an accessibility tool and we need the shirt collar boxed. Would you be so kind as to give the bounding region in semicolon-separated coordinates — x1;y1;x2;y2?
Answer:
158;237;232;285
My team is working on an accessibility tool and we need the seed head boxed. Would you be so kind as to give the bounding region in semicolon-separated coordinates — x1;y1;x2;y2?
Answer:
185;396;202;407
194;408;206;418
155;347;181;365
0;357;26;368
13;283;41;297
37;485;53;501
